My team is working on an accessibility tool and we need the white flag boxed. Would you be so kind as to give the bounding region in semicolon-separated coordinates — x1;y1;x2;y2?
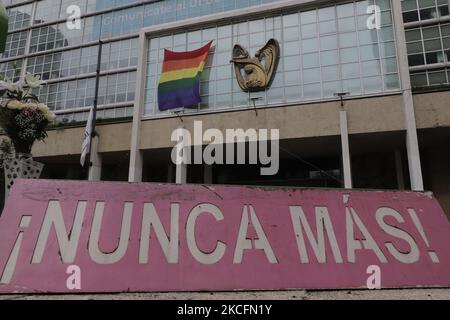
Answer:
80;107;94;167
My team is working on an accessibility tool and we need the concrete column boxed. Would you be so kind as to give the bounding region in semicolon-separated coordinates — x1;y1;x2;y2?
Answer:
204;164;213;184
340;110;352;189
129;150;143;183
88;135;102;181
392;0;424;191
128;32;147;183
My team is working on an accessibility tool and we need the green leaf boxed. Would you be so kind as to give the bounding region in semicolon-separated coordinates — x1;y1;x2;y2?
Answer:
0;3;8;53
24;93;40;102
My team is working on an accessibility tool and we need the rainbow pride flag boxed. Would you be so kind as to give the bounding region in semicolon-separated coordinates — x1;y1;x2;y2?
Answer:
158;41;213;111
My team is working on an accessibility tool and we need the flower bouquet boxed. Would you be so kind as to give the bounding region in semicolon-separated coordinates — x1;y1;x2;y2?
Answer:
0;74;55;197
0;73;55;154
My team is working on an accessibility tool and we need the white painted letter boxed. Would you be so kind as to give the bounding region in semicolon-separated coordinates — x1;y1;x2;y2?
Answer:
376;207;419;264
32;201;86;264
233;205;277;264
139;203;179;264
186;203;226;264
346;207;387;263
289;206;342;263
89;202;133;264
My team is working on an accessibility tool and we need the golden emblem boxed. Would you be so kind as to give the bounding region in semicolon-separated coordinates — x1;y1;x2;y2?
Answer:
230;39;280;92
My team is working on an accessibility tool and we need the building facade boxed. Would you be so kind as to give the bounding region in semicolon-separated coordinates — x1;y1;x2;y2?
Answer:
1;0;450;217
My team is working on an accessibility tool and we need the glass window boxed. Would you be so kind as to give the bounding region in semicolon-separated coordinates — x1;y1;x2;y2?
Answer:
301;23;317;39
303;68;321;83
402;0;449;22
339;32;358;47
284;41;300;55
320;35;338;50
7;4;32;31
321;50;339;65
411;72;428;87
318;7;336;21
301;38;318;53
285;70;301;85
428;70;447;84
405;29;422;41
341;63;360;79
320;20;336;35
34;0;61;25
382;57;398;74
0;59;23;82
363;76;383;93
1;31;28;58
285;85;302;102
408;54;425;66
141;1;400;117
402;0;418;12
337;3;354;18
360;44;380;60
359;30;378;45
343;78;362;94
384;74;400;90
338;17;356;33
323;81;340;97
303;83;321;99
362;60;381;76
322;65;339;81
284;56;301;70
403;11;419;23
302;53;319;68
340;47;359;63
301;10;317;24
407;41;424;54
405;23;450;68
283;13;299;27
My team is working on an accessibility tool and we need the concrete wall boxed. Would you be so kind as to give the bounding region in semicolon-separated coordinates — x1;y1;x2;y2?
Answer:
140;94;406;150
5;91;448;157
0;94;402;157
414;91;450;129
30;122;132;157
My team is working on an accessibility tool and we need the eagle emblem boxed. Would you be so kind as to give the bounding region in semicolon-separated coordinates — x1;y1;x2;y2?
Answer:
230;39;280;92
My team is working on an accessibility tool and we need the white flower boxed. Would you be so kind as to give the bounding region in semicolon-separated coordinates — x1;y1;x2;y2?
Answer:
24;102;39;110
33;102;56;122
0;78;23;92
5;100;25;110
45;110;56;123
37;103;49;113
24;73;45;88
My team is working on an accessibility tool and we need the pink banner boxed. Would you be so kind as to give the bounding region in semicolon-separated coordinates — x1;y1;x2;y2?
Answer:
0;179;450;293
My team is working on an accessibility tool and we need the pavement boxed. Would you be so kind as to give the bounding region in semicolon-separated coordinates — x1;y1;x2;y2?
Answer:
0;288;449;300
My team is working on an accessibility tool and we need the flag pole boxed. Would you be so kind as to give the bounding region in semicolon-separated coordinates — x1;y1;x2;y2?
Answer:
87;16;103;168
